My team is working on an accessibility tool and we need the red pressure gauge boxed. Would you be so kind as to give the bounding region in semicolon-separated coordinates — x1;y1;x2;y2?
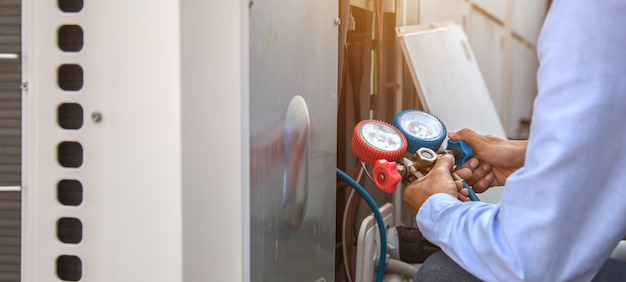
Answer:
351;120;408;165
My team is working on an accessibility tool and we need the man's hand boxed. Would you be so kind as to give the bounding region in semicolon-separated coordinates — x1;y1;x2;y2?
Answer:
449;129;528;192
402;154;461;217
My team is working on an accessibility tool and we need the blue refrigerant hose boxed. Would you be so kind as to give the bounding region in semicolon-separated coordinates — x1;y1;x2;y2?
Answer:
451;172;481;201
463;180;481;201
336;168;387;282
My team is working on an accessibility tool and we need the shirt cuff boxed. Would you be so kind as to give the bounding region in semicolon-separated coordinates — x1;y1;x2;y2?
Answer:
416;193;461;244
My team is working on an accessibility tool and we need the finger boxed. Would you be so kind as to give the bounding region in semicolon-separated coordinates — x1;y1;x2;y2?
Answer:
457;192;470;202
471;173;494;193
448;128;479;143
464;162;491;185
458;157;479;171
454;158;480;183
455;181;468;196
448;129;486;159
454;167;473;180
402;186;419;217
434;153;456;174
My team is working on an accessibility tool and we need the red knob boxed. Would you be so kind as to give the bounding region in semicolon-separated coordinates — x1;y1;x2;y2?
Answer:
373;159;403;194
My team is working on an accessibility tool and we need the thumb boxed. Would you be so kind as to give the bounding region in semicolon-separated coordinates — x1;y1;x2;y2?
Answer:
449;128;482;148
433;153;456;174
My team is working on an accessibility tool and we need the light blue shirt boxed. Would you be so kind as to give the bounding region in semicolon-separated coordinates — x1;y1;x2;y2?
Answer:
417;0;626;281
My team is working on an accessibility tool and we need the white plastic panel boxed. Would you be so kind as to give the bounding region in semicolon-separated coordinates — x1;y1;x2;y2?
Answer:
512;0;548;45
508;38;538;138
356;203;395;282
418;0;466;27
22;0;184;280
180;1;248;282
469;7;505;122
397;23;505;137
22;1;250;281
472;0;506;22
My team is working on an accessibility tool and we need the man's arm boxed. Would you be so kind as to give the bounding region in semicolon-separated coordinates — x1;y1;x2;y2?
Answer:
412;0;626;280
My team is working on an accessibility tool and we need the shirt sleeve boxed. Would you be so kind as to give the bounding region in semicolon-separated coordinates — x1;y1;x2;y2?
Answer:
416;0;626;281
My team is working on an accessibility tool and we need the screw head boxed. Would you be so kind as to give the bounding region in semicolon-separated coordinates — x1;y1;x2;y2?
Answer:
91;111;102;122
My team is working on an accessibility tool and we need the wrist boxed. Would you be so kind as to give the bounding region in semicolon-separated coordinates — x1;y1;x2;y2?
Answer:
511;140;528;167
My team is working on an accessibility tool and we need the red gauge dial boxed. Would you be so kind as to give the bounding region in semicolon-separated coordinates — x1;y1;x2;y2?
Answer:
351;120;408;165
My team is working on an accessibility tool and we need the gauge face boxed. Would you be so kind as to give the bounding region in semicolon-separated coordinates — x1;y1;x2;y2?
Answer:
359;122;404;152
397;111;444;140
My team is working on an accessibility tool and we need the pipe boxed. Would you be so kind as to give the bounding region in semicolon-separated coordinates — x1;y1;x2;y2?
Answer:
386;258;418;279
337;168;387;282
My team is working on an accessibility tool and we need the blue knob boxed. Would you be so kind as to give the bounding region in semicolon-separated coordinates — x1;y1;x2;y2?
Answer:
446;139;474;167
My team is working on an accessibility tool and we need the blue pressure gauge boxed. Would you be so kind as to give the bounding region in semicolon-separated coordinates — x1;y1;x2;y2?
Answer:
394;110;447;154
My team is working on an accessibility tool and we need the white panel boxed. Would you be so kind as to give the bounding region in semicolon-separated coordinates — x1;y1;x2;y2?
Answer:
355;203;394;282
397;23;505;136
419;0;465;26
468;7;506;123
396;0;420;26
512;0;547;45
509;39;538;139
180;1;247;282
472;0;506;22
89;2;182;281
22;0;196;281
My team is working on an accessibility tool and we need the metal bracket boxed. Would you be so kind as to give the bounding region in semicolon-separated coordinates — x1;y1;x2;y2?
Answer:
0;53;19;60
0;186;21;192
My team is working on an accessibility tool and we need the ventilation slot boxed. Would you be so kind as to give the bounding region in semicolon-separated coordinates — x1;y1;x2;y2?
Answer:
57;180;83;206
56;255;82;281
58;64;83;91
58;25;83;52
57;103;83;130
58;0;83;13
57;141;83;168
57;218;82;244
56;3;85;281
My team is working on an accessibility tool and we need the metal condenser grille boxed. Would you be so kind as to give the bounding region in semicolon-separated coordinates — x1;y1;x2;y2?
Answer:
0;0;22;280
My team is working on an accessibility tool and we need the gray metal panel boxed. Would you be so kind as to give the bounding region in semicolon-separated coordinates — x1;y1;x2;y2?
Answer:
0;0;21;185
0;0;21;281
0;192;20;282
249;0;338;281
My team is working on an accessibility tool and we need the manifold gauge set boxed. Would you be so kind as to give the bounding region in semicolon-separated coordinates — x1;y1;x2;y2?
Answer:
351;110;475;195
